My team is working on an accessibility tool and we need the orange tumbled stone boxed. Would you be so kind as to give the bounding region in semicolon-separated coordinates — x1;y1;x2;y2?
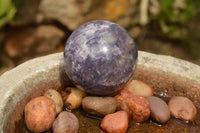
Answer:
101;111;129;133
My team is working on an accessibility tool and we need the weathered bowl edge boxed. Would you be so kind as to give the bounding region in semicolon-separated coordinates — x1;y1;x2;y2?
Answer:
0;51;199;132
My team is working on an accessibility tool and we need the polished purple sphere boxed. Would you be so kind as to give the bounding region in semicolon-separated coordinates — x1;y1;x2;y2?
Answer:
64;20;138;96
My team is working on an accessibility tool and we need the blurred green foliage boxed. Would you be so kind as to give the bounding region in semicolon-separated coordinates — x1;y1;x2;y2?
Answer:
158;0;199;38
151;0;200;55
0;0;17;29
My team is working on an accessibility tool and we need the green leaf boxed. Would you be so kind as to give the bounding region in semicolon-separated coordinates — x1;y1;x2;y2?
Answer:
0;2;16;28
0;0;11;16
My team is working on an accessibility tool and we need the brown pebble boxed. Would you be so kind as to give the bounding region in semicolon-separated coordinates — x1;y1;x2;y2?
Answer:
146;96;170;123
82;96;117;117
124;80;153;97
101;111;129;133
168;96;197;121
52;111;79;133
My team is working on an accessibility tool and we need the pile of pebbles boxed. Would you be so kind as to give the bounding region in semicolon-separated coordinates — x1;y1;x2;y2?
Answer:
24;80;197;133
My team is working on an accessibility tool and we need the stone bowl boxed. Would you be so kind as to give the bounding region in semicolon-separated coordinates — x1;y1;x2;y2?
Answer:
0;51;200;133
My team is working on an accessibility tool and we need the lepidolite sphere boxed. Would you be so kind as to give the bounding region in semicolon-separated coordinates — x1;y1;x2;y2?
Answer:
64;20;138;96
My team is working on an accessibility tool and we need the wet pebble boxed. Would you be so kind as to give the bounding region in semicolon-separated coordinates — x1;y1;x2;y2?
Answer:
44;89;63;115
52;111;79;133
64;87;87;110
168;96;197;121
124;80;153;97
114;90;150;123
25;96;56;132
101;111;129;133
82;96;117;117
146;96;170;123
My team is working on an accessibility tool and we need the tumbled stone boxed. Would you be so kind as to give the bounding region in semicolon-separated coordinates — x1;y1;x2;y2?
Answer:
25;96;56;132
146;96;170;123
44;89;63;115
168;96;197;121
82;96;117;117
64;87;87;110
52;111;79;133
124;80;153;97
101;111;129;133
114;90;150;123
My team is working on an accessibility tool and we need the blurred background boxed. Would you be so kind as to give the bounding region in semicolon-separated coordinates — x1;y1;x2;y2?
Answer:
0;0;200;75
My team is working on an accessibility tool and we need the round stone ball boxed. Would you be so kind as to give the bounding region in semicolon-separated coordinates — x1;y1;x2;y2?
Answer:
64;20;138;96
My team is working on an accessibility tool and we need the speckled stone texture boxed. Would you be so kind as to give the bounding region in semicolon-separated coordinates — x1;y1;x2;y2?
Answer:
64;20;138;96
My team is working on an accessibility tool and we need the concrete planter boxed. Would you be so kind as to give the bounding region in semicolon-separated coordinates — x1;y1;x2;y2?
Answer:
0;51;200;132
